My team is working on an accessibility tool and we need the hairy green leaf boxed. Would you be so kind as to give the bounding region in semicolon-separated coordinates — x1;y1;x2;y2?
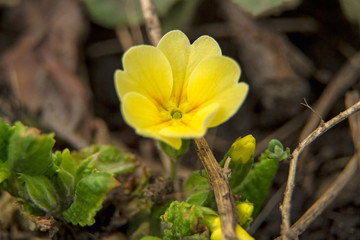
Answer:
62;172;117;226
7;122;55;175
0;118;12;162
0;161;10;183
20;174;58;212
162;201;217;239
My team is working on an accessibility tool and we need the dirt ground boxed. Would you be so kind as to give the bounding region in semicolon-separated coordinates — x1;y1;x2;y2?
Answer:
0;0;360;239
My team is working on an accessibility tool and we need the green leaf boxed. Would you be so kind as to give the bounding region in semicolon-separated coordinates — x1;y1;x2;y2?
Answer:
161;0;204;33
0;118;13;162
72;145;136;178
0;161;10;183
83;0;177;28
141;237;162;240
339;0;360;24
62;172;117;226
232;0;301;17
55;149;76;176
184;170;215;207
162;201;217;239
94;145;136;175
19;174;58;213
184;170;209;193
234;139;289;215
185;190;214;207
7;122;55;175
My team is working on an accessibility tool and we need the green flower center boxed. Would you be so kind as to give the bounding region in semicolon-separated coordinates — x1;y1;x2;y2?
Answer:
171;110;182;119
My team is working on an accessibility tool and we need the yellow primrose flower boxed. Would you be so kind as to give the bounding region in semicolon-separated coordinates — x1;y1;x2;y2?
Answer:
114;30;249;149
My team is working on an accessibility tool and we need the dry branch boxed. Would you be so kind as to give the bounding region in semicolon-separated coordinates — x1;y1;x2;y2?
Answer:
139;0;162;46
194;138;239;240
280;99;360;239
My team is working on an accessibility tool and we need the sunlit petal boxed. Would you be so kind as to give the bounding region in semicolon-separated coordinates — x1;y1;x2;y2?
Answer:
121;92;166;129
187;55;242;106
187;35;222;78
157;30;190;102
158;31;222;103
114;45;172;106
208;82;249;127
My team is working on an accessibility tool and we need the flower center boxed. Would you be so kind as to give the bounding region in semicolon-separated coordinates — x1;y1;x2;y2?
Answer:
171;110;182;119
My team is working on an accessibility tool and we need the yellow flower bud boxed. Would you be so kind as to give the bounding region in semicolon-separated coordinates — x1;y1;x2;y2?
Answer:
237;201;254;226
210;224;255;240
230;135;256;164
210;227;222;240
236;224;255;240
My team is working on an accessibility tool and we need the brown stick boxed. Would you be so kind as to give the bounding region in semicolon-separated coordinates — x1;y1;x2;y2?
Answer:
280;99;360;239
275;155;358;240
139;0;162;45
194;138;239;240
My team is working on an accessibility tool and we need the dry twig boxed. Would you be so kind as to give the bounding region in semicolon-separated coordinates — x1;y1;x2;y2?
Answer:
280;99;360;239
194;138;239;240
139;0;162;46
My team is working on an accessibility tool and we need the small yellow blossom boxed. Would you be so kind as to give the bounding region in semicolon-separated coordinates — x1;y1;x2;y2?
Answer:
115;30;249;149
210;217;254;240
237;201;254;226
231;135;256;164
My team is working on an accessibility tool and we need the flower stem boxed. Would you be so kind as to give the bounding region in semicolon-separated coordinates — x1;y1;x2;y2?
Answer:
169;157;179;183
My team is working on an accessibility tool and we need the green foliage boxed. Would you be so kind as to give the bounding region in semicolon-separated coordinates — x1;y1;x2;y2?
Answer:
141;237;162;240
161;201;217;240
0;119;12;162
183;170;214;207
19;174;58;212
234;139;290;215
82;0;203;30
0;118;136;226
83;0;175;28
233;0;301;17
62;172;117;226
8;122;55;175
0;161;10;183
339;0;360;24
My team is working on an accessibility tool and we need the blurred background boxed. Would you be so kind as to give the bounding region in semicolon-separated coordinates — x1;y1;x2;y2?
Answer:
0;0;359;239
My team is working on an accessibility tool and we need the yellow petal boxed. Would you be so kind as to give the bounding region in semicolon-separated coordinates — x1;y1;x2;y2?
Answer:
157;30;221;103
208;82;249;127
187;55;241;105
114;45;172;106
188;35;222;77
121;92;165;128
159;103;219;138
138;127;182;149
236;225;254;240
157;30;190;103
187;55;248;127
121;92;182;149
